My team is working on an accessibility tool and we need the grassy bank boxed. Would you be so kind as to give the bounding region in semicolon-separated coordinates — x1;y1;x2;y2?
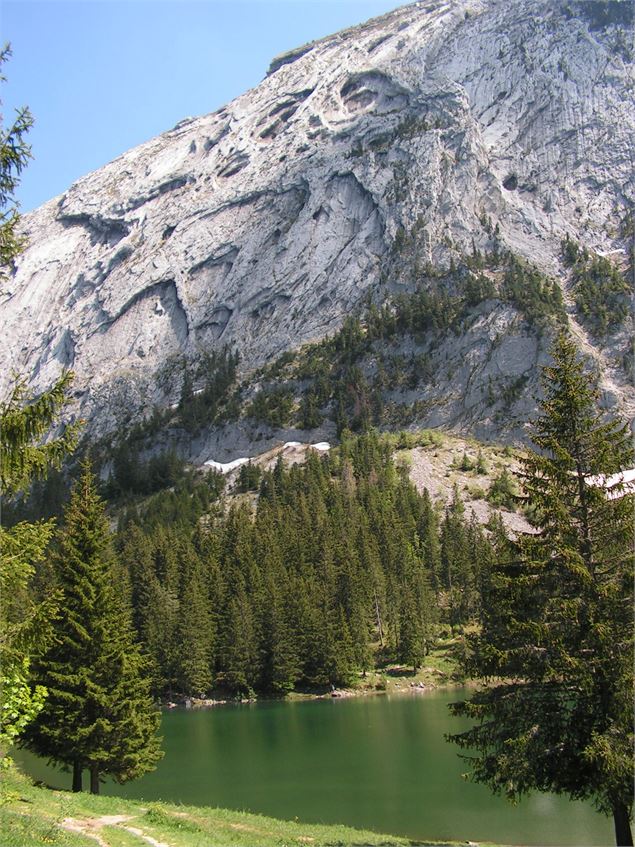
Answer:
189;633;467;707
1;764;503;847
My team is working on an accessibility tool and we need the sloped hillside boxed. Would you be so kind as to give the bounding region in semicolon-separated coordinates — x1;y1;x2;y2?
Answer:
2;0;633;448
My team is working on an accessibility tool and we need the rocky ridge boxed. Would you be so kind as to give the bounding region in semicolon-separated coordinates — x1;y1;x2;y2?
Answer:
2;0;633;451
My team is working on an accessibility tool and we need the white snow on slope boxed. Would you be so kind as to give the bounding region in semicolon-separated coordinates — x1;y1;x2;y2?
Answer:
585;468;635;500
204;457;250;474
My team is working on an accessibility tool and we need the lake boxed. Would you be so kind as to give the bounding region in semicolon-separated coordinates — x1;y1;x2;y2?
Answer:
16;690;614;846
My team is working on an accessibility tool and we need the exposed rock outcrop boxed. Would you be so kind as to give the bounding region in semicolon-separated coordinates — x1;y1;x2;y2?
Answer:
2;0;633;444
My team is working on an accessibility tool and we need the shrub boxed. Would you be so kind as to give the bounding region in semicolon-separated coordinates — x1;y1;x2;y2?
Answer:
487;468;518;510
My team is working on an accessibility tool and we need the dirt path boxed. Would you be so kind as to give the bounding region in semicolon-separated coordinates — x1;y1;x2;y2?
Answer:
120;824;173;847
60;814;174;847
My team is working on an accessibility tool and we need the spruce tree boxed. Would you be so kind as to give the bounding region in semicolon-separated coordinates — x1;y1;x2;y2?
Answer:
397;590;424;673
176;558;214;697
440;487;473;628
0;51;82;761
0;45;32;279
0;373;79;764
449;333;634;846
25;463;162;793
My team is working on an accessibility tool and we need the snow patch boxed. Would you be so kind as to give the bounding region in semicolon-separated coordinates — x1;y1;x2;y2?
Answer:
585;468;635;500
204;457;250;474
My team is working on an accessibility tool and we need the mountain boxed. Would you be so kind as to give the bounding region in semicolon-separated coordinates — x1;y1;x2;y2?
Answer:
2;0;633;454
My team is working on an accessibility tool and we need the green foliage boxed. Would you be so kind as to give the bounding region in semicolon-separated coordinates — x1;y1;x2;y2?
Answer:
0;45;33;279
24;464;162;792
501;254;566;328
475;449;487;474
561;232;583;266
111;430;494;698
458;451;474;472
486;467;518;510
562;236;631;336
440;488;482;628
0;373;80;497
299;390;323;429
0;383;78;764
0;658;47;770
247;386;294;428
116;469;223;533
177;348;240;434
449;333;634;845
106;445;185;499
236;461;262;492
464;271;496;306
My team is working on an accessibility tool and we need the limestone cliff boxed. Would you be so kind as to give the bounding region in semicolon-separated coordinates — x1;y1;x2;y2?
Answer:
2;0;633;447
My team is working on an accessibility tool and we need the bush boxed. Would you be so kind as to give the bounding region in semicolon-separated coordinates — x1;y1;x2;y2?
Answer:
487;468;518;510
476;449;487;474
459;452;474;472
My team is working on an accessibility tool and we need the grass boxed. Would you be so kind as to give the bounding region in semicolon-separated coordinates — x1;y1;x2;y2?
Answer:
0;764;505;847
284;633;466;702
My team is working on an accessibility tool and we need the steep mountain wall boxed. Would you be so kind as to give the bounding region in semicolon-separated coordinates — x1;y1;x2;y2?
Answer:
2;0;633;445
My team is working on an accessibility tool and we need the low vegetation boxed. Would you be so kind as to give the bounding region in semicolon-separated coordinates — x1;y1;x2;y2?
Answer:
561;234;632;336
3;764;480;847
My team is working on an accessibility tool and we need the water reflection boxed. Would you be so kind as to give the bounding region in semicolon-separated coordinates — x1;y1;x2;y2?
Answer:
16;691;613;846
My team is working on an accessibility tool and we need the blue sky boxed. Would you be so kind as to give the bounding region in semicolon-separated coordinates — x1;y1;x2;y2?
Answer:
2;0;403;212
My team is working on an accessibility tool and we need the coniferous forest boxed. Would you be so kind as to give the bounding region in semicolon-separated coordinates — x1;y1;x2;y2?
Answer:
56;430;499;701
1;10;634;844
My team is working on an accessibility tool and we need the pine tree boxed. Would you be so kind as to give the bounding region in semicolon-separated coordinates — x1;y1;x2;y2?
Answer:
176;558;214;697
440;487;473;628
0;378;78;764
449;333;634;846
120;525;177;696
0;44;32;278
397;590;424;673
397;541;433;671
148;529;182;694
0;50;82;763
418;488;441;591
25;464;162;793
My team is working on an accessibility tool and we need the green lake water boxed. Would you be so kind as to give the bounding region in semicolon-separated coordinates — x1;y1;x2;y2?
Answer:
16;690;615;846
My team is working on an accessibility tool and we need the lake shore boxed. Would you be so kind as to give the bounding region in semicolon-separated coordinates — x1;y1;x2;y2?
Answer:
166;634;467;709
1;764;505;847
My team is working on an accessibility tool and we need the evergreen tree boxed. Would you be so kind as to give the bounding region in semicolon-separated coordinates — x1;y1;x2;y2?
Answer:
119;525;177;696
0;520;54;766
299;391;323;430
0;375;78;761
176;558;214;697
440;487;474;628
0;44;32;278
253;514;299;693
397;590;424;673
418;488;441;591
0;52;82;762
25;464;162;793
449;333;634;846
397;540;433;671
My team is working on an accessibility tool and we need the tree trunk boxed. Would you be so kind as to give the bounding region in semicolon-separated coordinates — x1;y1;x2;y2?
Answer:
89;765;100;795
72;761;82;793
613;801;633;847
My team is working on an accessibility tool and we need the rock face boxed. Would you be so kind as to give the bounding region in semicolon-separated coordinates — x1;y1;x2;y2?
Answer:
2;0;633;444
